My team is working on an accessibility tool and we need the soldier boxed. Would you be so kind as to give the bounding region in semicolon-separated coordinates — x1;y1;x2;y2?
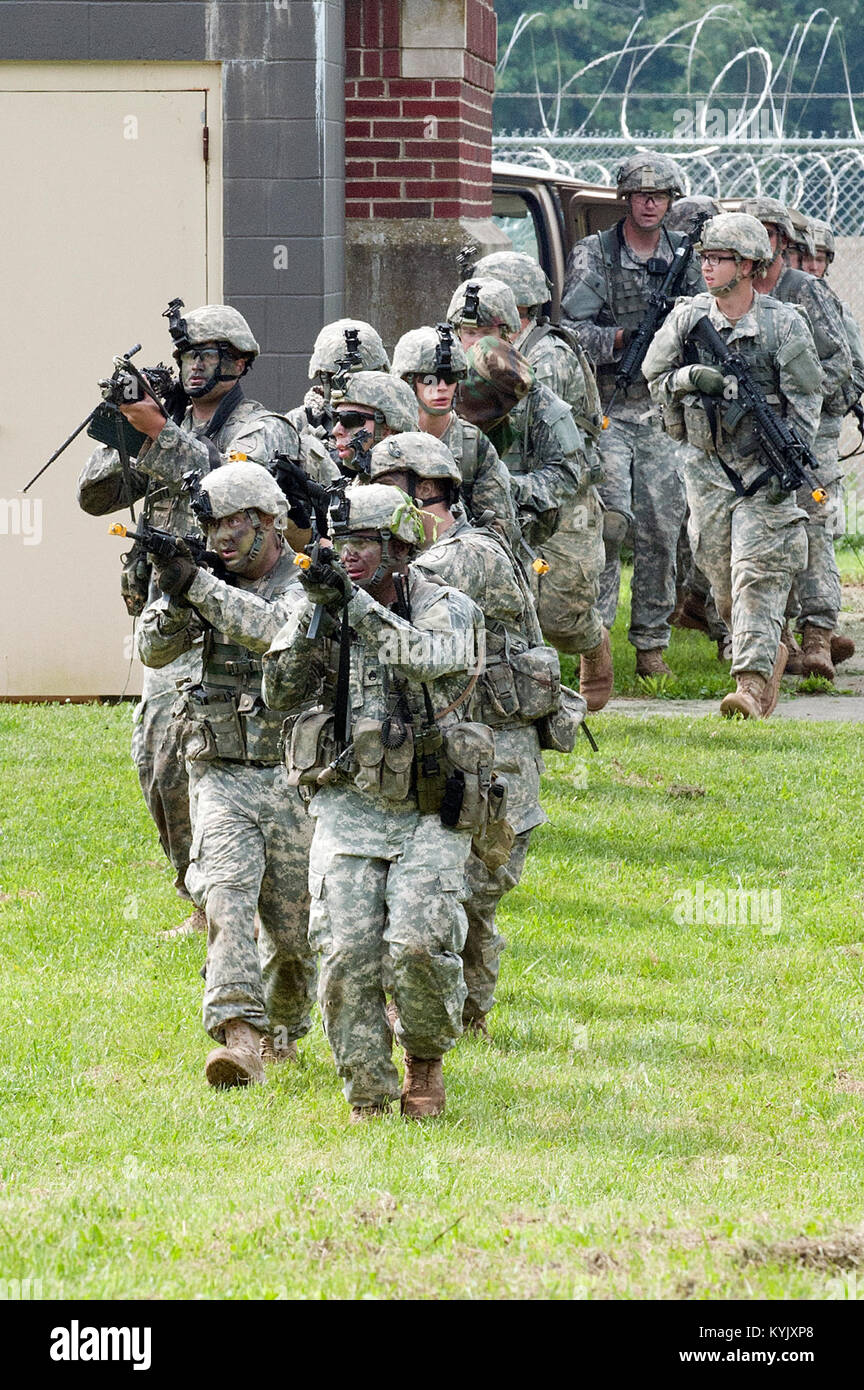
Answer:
262;485;485;1122
77;304;300;936
136;461;317;1087
562;154;704;677
643;213;823;718
327;370;419;478
742;196;856;680
390;324;517;536
785;207;815;271
288;319;390;488
447;279;613;711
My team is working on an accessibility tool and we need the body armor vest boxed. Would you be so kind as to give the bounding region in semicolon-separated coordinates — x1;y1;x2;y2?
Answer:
595;223;688;405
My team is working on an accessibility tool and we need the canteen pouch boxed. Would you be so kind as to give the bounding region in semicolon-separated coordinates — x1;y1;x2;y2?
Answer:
181;689;246;762
440;722;496;833
536;684;587;753
509;644;561;721
470;777;515;873
240;695;287;763
286;705;336;785
352;717;414;800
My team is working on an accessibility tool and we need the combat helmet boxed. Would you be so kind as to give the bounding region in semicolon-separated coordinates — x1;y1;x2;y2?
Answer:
193;459;289;547
180;305;260;356
737;196;795;246
664;195;721;236
615;153;685;199
332;483;427;556
809;217;836;263
472;252;552;311
446;277;521;337
367;432;463;487
696;213;773;296
391;325;468;382
332;370;419;433
786;207;816;259
308;318;390;380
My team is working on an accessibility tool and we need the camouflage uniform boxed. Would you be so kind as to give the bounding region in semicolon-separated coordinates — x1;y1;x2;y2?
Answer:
287;318;389;486
262;497;484;1109
643;287;823;679
413;516;547;1022
137;513;316;1046
78;392;300;901
562;188;704;650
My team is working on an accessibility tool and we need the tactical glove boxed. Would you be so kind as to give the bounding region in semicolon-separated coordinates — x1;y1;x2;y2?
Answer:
298;557;355;609
154;554;198;600
673;364;725;396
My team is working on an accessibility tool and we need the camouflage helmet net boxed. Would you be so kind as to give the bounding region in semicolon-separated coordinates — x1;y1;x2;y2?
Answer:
446;277;521;336
737;196;795;244
472;251;552;309
809;217;836;261
335;482;427;549
391;326;468;380
331;370;420;433
199;459;288;528
664;195;721;235
615;153;684;198
696;213;773;277
368;432;463;484
308;318;390;378
181;305;259;356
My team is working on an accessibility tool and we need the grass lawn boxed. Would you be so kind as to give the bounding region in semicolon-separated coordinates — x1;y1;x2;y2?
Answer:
2;602;864;1300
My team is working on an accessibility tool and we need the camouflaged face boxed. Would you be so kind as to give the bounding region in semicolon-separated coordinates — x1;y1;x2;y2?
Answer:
472;252;552;308
199;459;288;524
391;327;468;379
616;153;684;197
368;432;463;484
308;319;390;377
333;371;420;432
697;212;772;264
182;305;259;354
737;197;795;242
446;277;521;336
338;482;427;546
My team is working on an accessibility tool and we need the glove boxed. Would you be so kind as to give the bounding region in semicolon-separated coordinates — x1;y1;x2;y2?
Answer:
153;554;198;600
298;557;355;609
673;364;725;397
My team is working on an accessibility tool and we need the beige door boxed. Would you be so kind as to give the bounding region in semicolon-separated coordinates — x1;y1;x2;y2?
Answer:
0;63;222;696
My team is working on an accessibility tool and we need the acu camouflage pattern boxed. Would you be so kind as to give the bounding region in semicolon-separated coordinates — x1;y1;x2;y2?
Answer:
616;152;685;196
181;304;259;355
391;327;468;380
368;432;462;483
664;196;721;234
472;251;551;308
512;319;603;438
439;413;519;539
308;318;390;377
446;277;521;336
737;196;796;242
643;291;823;676
333;370;420;433
762;266;853;417
697;213;772;268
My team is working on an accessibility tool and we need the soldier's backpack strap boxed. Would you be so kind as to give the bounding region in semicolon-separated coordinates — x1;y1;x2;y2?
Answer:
520;321;603;438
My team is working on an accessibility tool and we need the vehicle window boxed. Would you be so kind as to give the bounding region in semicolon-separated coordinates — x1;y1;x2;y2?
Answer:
492;190;541;262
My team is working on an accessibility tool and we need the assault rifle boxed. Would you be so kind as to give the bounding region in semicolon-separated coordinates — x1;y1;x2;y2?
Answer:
108;521;227;579
603;214;709;426
269;454;331;537
686;314;827;504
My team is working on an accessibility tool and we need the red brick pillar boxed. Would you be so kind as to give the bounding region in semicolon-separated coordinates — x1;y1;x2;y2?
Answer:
344;0;507;350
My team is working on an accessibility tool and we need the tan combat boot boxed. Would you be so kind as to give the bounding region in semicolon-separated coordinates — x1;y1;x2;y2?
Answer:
160;906;207;940
579;628;614;711
760;644;788;718
205;1019;266;1088
260;1034;298;1065
719;674;767;719
635;648;672;678
350;1104;390;1124
800;623;835;680
401;1056;446;1119
780;623;805;675
463;1013;490;1040
831;634;855;666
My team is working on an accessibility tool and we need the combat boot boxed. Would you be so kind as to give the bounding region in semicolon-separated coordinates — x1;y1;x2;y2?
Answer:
260;1034;298;1065
205;1019;266;1088
719;674;767;719
350;1104;390;1123
401;1056;445;1119
160;906;207;940
780;623;805;675
463;1012;490;1040
578;628;613;711
635;648;672;678
760;644;788;719
672;591;711;635
831;634;855;666
800;623;835;681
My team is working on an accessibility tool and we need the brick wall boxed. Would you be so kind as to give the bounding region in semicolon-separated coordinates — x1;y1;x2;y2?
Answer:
345;0;496;221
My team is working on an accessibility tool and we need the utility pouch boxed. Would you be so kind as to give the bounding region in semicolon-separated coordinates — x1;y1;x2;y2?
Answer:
480;659;520;719
536;684;587;753
660;400;687;442
510;644;561;720
286;705;336;785
241;697;287;764
440;721;496;833
182;689;246;762
471;778;516;873
414;725;447;815
353;717;414;800
120;541;151;618
682;401;715;452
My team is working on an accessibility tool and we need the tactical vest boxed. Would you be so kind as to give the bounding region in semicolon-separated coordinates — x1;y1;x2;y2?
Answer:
182;550;295;765
683;300;785;457
594;223;686;403
518;320;603;438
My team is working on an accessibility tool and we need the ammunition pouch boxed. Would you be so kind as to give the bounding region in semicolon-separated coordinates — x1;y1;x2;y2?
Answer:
354;717;415;801
470;778;516;873
179;687;284;764
439;722;499;834
120;541;151;618
536;684;587;753
285;706;337;785
659;400;687;443
509;645;561;720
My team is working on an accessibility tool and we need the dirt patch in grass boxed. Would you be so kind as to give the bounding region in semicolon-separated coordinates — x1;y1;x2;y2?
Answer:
739;1230;864;1271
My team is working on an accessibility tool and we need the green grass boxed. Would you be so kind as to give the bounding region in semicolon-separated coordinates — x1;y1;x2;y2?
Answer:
3;693;864;1300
